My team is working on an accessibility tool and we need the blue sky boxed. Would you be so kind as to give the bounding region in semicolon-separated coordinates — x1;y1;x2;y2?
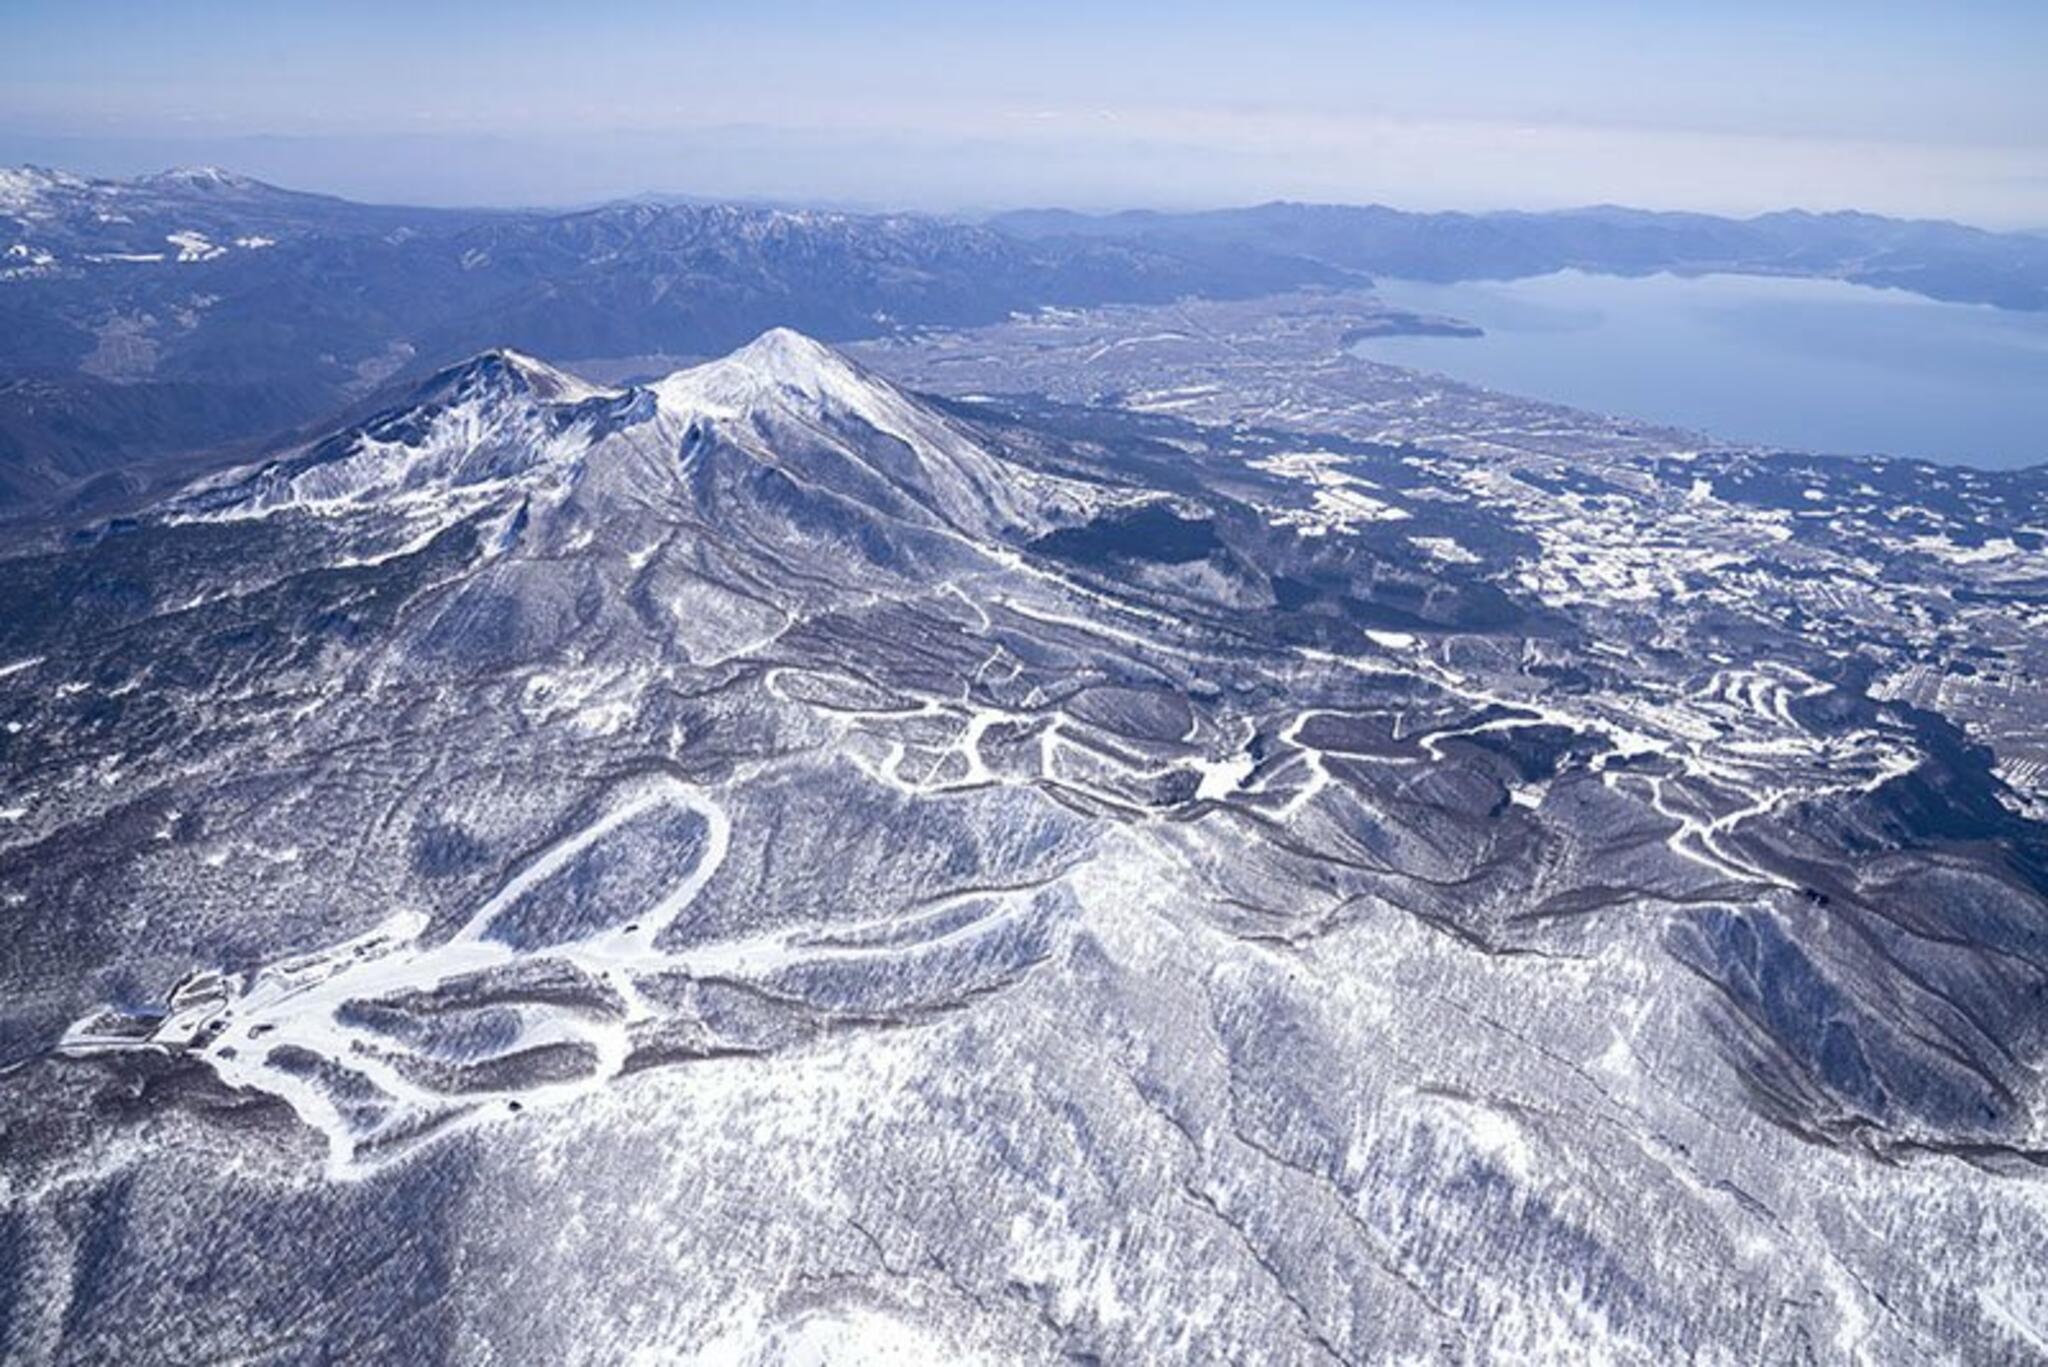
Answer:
5;1;2045;223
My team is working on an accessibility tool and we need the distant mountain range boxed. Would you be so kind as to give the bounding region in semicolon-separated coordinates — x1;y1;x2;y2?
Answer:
6;166;2048;515
0;168;1340;513
993;201;2048;311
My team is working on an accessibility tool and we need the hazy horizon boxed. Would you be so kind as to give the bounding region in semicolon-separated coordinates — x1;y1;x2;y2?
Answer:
8;137;2047;237
7;1;2046;227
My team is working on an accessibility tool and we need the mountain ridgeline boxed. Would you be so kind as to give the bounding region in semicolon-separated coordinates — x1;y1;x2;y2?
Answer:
993;200;2048;309
7;166;2048;515
0;168;1342;513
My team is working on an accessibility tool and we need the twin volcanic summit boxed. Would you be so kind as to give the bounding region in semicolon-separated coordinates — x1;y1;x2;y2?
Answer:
3;327;2047;1361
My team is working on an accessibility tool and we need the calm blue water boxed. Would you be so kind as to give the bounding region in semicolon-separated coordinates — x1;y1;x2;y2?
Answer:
1355;271;2048;468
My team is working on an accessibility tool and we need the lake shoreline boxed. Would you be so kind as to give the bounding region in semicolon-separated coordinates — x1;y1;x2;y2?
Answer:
1351;270;2048;469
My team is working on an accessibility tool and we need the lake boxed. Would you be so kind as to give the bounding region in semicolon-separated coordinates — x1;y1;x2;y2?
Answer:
1354;271;2048;468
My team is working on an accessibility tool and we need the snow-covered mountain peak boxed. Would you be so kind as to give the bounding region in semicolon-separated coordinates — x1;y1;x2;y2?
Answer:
158;331;1086;554
653;328;1085;539
169;350;633;522
652;326;891;421
0;165;87;213
730;324;845;374
425;347;618;407
137;165;262;192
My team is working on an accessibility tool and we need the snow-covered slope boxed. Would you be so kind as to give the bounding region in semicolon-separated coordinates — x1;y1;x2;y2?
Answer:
175;329;1106;562
6;327;2048;1363
173;350;629;518
653;327;1090;540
